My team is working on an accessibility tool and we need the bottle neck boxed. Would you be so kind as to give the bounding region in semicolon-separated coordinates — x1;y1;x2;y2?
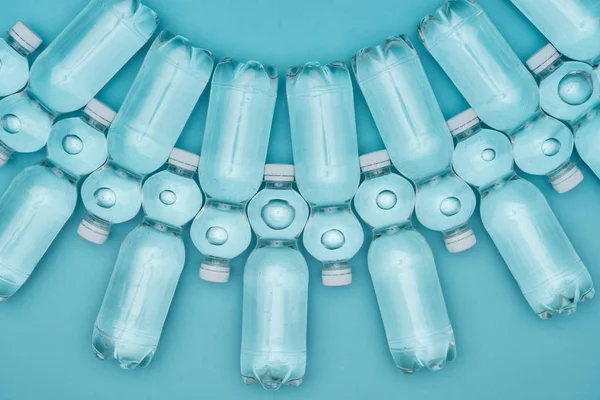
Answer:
454;123;483;142
82;114;110;134
264;180;293;189
536;57;564;81
41;160;79;183
373;222;412;238
257;238;298;248
142;217;183;235
167;163;195;178
5;35;30;57
364;166;392;180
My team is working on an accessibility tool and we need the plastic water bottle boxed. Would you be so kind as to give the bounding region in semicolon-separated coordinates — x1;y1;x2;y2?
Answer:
0;22;42;98
0;99;115;301
353;35;477;253
286;61;363;286
191;58;277;283
450;108;594;318
241;164;309;390
419;0;583;193
93;149;203;369
79;32;214;245
0;0;157;167
509;0;600;65
354;150;456;373
527;44;600;180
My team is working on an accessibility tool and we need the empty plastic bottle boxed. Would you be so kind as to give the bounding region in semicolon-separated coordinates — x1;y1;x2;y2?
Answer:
509;0;600;66
0;99;114;301
286;61;363;286
420;0;583;193
527;44;600;180
79;32;214;245
191;58;277;283
93;149;203;369
354;150;456;373
0;0;157;167
353;35;477;253
241;164;309;390
450;108;594;318
0;22;42;98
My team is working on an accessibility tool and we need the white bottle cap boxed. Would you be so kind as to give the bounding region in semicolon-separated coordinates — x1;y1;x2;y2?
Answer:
199;263;230;283
8;22;42;54
359;150;391;173
526;44;560;75
77;218;110;245
322;268;352;287
447;108;480;136
264;164;294;182
550;164;584;194
169;148;200;173
84;98;117;128
444;227;477;253
0;151;11;168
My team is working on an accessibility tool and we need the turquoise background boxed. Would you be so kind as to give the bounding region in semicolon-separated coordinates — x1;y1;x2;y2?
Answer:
1;0;599;398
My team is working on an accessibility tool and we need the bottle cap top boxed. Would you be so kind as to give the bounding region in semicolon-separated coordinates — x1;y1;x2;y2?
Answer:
169;148;200;173
447;108;480;136
84;99;117;128
264;164;294;182
77;219;110;245
444;227;476;253
550;164;584;194
9;22;42;53
199;263;230;283
359;150;391;173
526;44;560;75
322;268;352;287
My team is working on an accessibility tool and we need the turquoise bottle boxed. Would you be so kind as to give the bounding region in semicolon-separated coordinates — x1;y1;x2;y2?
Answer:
0;22;42;98
509;0;600;65
0;99;114;301
79;32;214;245
93;149;203;370
354;150;456;373
450;109;594;318
286;61;363;286
191;58;277;283
353;35;477;252
527;44;600;180
0;0;157;166
419;0;583;193
241;164;309;390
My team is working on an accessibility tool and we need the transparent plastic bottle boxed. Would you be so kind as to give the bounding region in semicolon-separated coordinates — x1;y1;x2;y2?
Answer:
509;0;600;65
79;32;214;245
93;149;203;370
241;164;309;390
353;35;477;253
0;99;114;301
0;22;42;98
286;61;363;286
191;58;277;283
354;150;456;373
527;44;600;180
0;0;157;167
450;108;594;318
419;0;583;193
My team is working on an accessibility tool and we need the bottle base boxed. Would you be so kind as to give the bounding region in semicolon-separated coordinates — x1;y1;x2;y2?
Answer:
0;268;26;302
241;349;306;390
389;329;457;373
526;270;595;319
92;326;157;370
